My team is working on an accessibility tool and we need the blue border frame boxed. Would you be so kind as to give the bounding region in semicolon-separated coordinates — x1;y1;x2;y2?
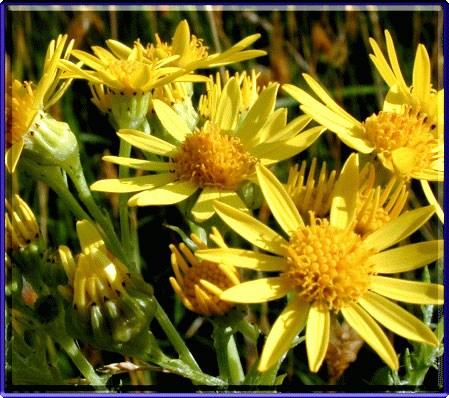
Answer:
1;3;447;397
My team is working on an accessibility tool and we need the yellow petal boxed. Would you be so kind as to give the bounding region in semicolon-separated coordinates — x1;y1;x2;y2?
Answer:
363;205;435;252
391;147;417;176
128;180;197;206
215;77;241;131
206;50;266;67
129;64;152;91
171;20;190;58
256;163;304;235
330;153;359;229
359;291;439;346
152;99;192;142
369;36;399;88
90;173;174;193
382;84;409;113
105;39;132;60
265;114;310;144
102;156;171;171
370;275;444;305
371;240;443;274
69;49;105;71
258;296;309;372
384;30;409;92
196;248;288;272
306;301;330;373
257;126;324;165
413;44;431;105
249;108;287;147
76;220;106;254
420;180;444;224
213;200;288;256
341;303;399;370
117;129;177;156
220;276;292;303
237;83;279;146
5;140;24;174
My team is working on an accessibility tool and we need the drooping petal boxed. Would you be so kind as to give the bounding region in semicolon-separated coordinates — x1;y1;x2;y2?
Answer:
341;303;399;370
256;163;304;235
152;99;192;142
102;156;171;171
330;153;359;229
196;248;288;272
363;205;436;252
258;295;310;372
127;180;198;206
359;291;439;346
220;276;293;303
5;140;24;174
117;129;177;156
90;173;174;193
420;180;444;224
214;77;241;131
370;275;444;305
306;301;330;373
213;200;288;255
370;240;443;274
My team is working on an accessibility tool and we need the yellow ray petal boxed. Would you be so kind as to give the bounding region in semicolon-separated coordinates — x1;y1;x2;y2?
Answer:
90;173;174;193
257;126;324;165
215;77;241;131
69;49;105;70
237;83;279;145
152;99;192;142
256;163;304;235
265;114;311;144
306;301;330;373
370;240;443;274
128;180;197;206
5;140;24;174
117;129;177;156
370;275;444;305
206;50;267;67
341;303;399;370
102;156;171;171
171;20;190;57
420;180;444;224
259;295;309;372
76;220;106;254
391;147;417;176
248;108;287;147
384;30;408;92
330;153;359;229
196;248;288;272
413;44;431;105
382;84;409;113
363;205;435;252
359;291;439;346
368;38;398;89
213;200;288;256
105;39;132;60
220;276;292;303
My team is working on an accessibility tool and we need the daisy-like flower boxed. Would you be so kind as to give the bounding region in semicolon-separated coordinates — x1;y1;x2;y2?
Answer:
169;227;241;316
5;195;40;252
369;30;443;140
196;154;443;373
58;220;155;344
91;77;324;222
6;34;74;173
286;159;408;236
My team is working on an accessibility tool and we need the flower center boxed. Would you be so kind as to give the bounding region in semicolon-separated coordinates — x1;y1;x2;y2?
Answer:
105;60;145;91
282;216;374;311
6;81;38;148
363;106;439;176
172;123;257;190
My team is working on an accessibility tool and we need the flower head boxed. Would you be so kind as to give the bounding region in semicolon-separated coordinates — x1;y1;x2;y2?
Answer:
369;30;443;140
5;195;40;252
58;220;155;345
91;78;324;222
169;227;240;316
283;74;443;184
196;155;443;373
6;35;74;173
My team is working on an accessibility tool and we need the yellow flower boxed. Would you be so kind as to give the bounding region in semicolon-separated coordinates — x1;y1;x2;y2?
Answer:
169;227;241;316
283;75;443;184
286;159;408;236
196;154;443;373
5;35;74;173
91;78;324;222
5;195;40;252
369;30;443;140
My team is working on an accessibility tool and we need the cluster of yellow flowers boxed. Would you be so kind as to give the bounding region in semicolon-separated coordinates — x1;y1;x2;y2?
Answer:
6;19;443;386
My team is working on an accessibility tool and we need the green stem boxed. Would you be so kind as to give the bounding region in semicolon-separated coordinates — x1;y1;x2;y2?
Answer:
57;334;108;391
154;299;201;373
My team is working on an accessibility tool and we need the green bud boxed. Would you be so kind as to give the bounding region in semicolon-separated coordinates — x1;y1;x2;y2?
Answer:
110;91;152;129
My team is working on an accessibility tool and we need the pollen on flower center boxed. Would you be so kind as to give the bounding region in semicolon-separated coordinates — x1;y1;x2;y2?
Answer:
282;215;375;311
105;60;145;90
172;123;257;190
363;106;439;173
